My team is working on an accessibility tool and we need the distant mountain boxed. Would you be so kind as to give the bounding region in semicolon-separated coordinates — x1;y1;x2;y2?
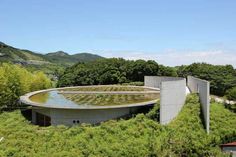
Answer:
46;51;69;57
0;42;47;65
45;51;104;65
0;42;104;66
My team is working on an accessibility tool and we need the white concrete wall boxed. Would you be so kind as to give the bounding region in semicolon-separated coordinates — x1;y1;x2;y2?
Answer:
144;76;187;125
144;76;183;89
31;107;140;126
160;79;186;124
187;76;210;133
144;76;162;88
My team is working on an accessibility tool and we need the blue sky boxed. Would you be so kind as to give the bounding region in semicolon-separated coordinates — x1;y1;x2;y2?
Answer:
1;0;236;66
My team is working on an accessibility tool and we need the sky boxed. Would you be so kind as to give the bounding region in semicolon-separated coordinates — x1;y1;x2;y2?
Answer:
1;0;236;67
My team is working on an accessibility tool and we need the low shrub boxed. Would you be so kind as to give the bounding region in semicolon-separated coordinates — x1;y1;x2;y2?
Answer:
225;87;236;101
0;94;235;156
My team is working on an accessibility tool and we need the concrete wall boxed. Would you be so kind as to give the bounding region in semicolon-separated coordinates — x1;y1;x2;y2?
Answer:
160;78;186;124
32;107;141;126
187;76;210;133
144;76;183;89
144;76;187;125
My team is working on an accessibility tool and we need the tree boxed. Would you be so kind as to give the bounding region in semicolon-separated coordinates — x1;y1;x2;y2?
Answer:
0;63;52;110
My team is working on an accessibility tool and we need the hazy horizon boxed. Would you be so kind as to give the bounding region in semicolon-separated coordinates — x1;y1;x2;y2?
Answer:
1;0;236;67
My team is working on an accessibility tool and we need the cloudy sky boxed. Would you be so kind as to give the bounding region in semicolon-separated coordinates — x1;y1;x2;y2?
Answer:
1;0;236;67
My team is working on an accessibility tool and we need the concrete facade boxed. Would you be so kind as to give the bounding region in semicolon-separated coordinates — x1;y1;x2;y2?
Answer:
144;76;183;89
32;106;141;126
144;76;187;124
187;76;210;133
160;78;186;124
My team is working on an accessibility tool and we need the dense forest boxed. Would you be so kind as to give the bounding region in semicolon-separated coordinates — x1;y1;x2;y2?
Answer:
177;63;236;97
58;58;236;100
57;58;177;87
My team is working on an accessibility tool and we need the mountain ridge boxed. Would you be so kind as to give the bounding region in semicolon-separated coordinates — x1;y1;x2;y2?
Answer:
0;42;104;66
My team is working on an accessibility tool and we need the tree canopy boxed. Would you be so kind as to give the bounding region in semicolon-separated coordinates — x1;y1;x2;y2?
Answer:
0;63;52;110
57;58;177;87
177;63;236;96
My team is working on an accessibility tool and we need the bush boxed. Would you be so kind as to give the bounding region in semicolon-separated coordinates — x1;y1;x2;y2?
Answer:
225;87;236;101
0;63;52;110
0;95;236;157
0;94;235;156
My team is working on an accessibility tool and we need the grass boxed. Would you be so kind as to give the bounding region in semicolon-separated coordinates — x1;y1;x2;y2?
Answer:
62;93;160;106
61;86;159;106
60;86;153;91
0;94;235;156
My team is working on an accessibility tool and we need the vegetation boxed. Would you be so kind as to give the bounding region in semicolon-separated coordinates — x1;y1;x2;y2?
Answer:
57;58;177;87
61;86;147;91
177;63;236;96
0;42;103;77
122;81;144;86
30;86;159;106
0;42;47;63
0;42;103;66
226;87;236;101
0;94;235;156
0;63;52;110
46;51;104;66
1;41;236;156
61;93;159;106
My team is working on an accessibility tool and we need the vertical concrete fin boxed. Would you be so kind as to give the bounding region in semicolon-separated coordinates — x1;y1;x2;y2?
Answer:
144;76;187;125
187;76;210;133
160;79;186;124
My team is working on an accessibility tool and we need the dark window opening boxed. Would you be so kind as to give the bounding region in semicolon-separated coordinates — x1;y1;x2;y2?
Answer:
36;112;51;126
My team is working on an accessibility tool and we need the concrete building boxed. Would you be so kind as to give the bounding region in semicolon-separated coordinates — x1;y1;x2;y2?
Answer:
20;85;159;126
20;76;210;130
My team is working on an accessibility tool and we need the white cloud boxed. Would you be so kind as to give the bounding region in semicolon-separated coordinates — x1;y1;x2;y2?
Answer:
102;50;236;67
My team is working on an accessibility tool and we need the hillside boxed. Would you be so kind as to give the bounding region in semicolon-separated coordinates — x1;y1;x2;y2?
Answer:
45;51;103;65
0;42;104;66
0;42;47;65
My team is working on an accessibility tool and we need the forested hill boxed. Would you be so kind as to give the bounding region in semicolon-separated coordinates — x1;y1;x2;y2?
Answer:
0;42;47;65
45;51;104;65
0;42;104;66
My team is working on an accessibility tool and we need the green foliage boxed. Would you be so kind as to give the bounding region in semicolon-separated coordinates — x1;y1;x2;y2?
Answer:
146;101;160;121
225;86;236;101
122;81;144;86
177;63;236;96
0;42;103;66
0;42;103;79
0;63;52;110
0;94;235;156
46;51;104;66
57;58;177;87
0;42;45;62
158;65;178;77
